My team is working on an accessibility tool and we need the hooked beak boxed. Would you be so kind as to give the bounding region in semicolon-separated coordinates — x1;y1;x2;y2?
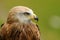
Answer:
31;14;38;21
34;16;38;21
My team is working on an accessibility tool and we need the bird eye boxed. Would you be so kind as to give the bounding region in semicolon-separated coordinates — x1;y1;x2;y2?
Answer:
24;12;30;15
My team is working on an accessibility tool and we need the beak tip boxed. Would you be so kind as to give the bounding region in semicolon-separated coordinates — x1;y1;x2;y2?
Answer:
34;17;38;21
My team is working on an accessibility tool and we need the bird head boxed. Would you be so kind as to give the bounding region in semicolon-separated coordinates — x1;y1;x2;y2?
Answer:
7;6;38;24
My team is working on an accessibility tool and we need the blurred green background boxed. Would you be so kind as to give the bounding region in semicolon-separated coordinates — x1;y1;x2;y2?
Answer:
0;0;60;40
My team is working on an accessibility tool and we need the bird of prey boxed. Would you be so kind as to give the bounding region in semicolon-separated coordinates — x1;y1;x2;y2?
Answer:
0;6;40;40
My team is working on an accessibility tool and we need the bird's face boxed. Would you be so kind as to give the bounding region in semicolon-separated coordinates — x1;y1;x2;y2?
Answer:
9;6;38;23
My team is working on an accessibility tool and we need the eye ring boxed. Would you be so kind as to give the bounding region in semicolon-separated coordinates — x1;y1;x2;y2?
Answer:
24;12;30;15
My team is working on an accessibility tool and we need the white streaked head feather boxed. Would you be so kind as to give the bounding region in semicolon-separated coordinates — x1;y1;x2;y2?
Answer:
9;6;37;24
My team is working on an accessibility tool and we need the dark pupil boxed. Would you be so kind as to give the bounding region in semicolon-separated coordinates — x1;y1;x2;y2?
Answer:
24;12;30;15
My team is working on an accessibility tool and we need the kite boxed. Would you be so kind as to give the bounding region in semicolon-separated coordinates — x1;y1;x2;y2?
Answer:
0;6;40;40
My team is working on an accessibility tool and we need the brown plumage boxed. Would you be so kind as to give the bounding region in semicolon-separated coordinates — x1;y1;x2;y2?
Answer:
0;6;40;40
0;23;4;27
